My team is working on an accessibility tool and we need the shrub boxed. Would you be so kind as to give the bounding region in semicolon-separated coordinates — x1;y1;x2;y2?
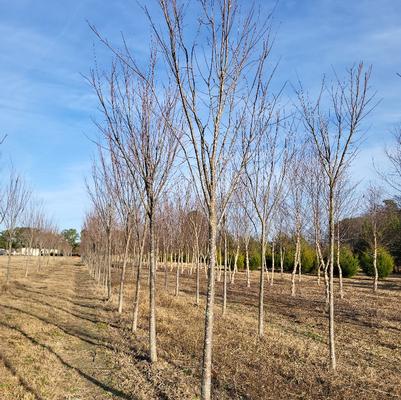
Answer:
338;247;359;278
282;250;295;272
249;253;261;270
360;247;394;279
301;245;316;273
278;244;316;273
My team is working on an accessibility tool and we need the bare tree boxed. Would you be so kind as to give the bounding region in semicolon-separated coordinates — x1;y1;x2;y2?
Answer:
2;169;30;284
298;63;376;371
304;152;328;289
109;144;139;314
132;214;148;333
86;148;115;299
22;199;45;278
236;185;253;288
334;174;359;299
287;150;307;297
145;2;278;396
245;117;292;336
90;50;181;363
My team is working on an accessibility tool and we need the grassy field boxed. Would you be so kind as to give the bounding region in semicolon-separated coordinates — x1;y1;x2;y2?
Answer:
0;256;400;399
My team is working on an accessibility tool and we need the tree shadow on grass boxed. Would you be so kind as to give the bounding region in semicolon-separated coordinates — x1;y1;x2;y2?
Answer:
13;283;104;309
0;321;135;400
0;303;132;357
0;350;45;400
9;289;120;329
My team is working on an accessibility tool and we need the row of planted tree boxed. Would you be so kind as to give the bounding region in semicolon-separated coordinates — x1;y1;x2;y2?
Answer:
79;1;400;398
82;197;395;309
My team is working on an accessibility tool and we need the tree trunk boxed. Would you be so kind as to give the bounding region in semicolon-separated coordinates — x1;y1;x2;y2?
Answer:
291;236;299;297
258;226;266;338
245;240;250;288
106;229;112;300
164;252;168;290
228;254;232;283
217;248;222;282
373;229;378;292
337;224;344;299
200;205;217;400
148;209;157;363
118;226;132;314
222;231;227;316
196;248;200;306
328;184;337;371
6;240;12;285
316;247;321;285
298;240;302;283
232;243;239;284
190;249;194;275
270;241;275;286
324;261;329;306
175;251;180;296
132;222;148;332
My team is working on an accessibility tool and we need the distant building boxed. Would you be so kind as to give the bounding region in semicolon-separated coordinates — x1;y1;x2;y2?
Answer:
18;248;60;256
20;248;41;256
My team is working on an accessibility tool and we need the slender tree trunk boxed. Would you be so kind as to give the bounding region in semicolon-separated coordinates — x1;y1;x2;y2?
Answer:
291;236;299;297
316;247;321;285
258;226;266;338
328;184;337;371
196;245;200;306
222;231;227;316
6;240;12;285
217;247;222;282
373;229;378;292
104;251;108;295
148;208;157;363
245;240;250;288
280;245;284;279
164;251;168;290
118;227;132;314
106;229;112;300
324;262;329;306
132;222;148;333
201;204;217;400
270;241;275;286
175;250;180;296
156;241;159;272
228;254;232;283
298;241;302;283
232;243;239;284
337;224;344;299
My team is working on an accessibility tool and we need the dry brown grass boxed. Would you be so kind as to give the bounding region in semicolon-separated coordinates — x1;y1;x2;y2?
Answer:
0;256;400;399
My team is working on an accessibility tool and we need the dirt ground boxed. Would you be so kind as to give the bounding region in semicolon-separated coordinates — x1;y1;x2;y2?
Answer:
0;256;400;399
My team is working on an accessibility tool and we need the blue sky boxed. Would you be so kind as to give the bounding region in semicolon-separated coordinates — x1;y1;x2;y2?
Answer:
0;0;400;231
